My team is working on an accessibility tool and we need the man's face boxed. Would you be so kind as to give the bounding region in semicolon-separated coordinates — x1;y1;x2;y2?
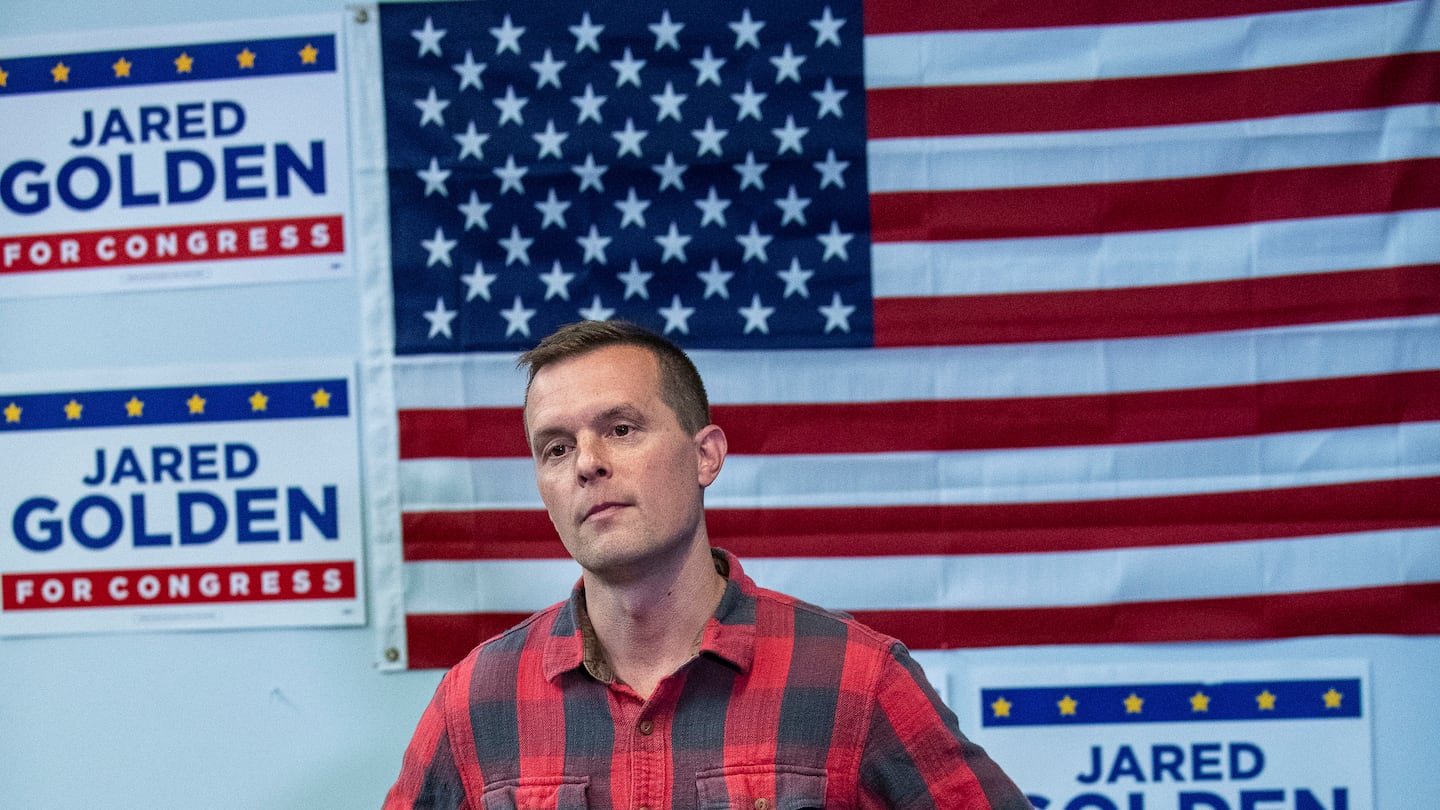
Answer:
523;344;723;580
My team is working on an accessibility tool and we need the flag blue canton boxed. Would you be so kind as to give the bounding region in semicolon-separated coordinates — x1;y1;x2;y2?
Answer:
379;0;873;351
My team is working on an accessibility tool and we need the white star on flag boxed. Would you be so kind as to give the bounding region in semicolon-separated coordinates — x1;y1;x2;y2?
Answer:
655;222;692;263
500;295;536;336
729;9;764;49
423;297;457;338
578;295;616;321
615;188;651;228
736;222;773;263
461;262;498;301
809;7;845;47
738;293;775;334
421;226;457;267
539;260;576;300
416;157;451;196
414;87;449;127
452;49;485;90
818;291;854;333
618;260;654;299
411;16;446;57
658;294;695;334
454;122;489;160
490;15;525;55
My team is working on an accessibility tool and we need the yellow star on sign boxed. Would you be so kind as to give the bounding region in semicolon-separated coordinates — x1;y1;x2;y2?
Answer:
1256;690;1277;711
1190;691;1211;712
175;52;194;73
1058;695;1078;716
125;397;144;417
990;696;1012;718
65;399;83;420
311;387;332;409
187;394;206;415
299;43;319;64
1124;693;1144;714
1323;688;1343;709
113;57;132;78
0;64;9;87
52;62;71;82
249;390;269;412
237;48;256;69
4;402;20;423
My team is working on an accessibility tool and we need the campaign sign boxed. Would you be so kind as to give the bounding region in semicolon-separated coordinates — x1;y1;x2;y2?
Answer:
961;660;1372;810
0;360;365;634
0;13;349;298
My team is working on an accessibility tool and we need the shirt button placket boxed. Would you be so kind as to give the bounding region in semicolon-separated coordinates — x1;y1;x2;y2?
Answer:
633;714;662;810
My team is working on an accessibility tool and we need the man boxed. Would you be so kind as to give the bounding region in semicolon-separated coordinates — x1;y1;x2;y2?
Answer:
385;320;1029;809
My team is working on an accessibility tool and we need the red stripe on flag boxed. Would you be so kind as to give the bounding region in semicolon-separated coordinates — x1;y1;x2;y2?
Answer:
719;369;1440;454
399;408;531;459
401;476;1440;560
406;612;534;670
870;159;1440;242
866;52;1440;138
398;365;1440;459
850;582;1440;648
862;0;1399;33
873;265;1440;346
403;581;1440;665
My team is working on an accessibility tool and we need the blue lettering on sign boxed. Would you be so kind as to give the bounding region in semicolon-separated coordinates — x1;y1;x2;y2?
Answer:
82;444;260;486
11;487;339;551
68;101;248;148
1079;743;1266;784
1027;790;1348;810
1180;789;1348;810
1;141;326;215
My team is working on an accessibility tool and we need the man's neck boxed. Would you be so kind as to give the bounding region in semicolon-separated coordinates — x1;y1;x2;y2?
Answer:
581;541;727;700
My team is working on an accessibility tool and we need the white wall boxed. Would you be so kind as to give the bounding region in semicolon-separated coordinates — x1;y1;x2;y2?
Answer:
1;2;1436;808
0;2;444;807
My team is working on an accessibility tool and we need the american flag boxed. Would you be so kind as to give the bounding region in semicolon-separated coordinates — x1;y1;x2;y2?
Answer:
367;0;1440;669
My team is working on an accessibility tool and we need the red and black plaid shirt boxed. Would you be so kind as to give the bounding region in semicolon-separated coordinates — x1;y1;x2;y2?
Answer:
385;550;1028;809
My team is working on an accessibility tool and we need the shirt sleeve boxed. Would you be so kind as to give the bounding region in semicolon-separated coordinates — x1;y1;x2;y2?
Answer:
383;669;473;810
857;643;1031;810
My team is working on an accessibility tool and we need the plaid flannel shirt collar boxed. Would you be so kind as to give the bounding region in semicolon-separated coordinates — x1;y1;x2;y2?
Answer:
541;548;758;684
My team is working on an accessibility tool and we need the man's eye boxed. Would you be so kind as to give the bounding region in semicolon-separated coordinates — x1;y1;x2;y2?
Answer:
613;424;631;437
545;443;569;458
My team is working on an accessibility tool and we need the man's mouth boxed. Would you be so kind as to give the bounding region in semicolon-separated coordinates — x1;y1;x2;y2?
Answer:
583;502;628;522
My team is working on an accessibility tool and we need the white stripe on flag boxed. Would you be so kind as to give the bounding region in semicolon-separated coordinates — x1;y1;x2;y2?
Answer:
864;0;1438;88
401;527;1440;614
871;211;1440;296
393;317;1440;407
867;106;1440;192
398;421;1440;510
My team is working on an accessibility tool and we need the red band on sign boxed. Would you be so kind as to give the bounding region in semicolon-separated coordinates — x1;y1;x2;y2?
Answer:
2;561;357;610
0;215;344;274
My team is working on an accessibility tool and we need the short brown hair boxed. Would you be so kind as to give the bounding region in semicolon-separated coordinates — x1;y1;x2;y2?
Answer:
517;320;711;434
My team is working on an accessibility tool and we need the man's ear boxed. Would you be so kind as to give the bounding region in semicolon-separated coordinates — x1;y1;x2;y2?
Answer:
694;424;727;487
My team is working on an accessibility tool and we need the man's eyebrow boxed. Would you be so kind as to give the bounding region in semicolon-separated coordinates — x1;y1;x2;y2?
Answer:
526;423;568;453
597;404;647;424
526;405;648;449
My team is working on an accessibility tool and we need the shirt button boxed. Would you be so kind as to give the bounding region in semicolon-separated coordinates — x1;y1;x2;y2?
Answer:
755;799;771;810
638;719;653;735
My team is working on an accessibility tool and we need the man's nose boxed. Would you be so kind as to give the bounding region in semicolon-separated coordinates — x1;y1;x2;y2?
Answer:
575;434;610;483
